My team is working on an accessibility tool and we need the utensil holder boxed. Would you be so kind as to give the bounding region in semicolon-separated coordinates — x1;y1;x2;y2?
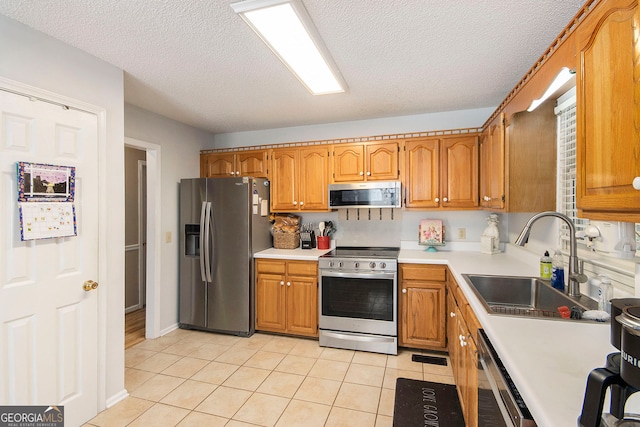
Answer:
317;236;330;249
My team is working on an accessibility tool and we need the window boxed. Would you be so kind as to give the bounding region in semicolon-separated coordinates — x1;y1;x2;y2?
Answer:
555;87;588;250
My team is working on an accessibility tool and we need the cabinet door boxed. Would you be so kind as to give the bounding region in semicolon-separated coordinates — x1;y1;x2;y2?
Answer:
202;153;235;178
298;146;330;211
237;150;268;178
270;148;298;211
464;337;479;427
577;0;640;218
366;142;399;180
479;130;491;208
441;136;479;208
332;144;365;182
286;275;318;337
488;120;505;210
400;281;446;349
404;138;440;208
256;272;286;332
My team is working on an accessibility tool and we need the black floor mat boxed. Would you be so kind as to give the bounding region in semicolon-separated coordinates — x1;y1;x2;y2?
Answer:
393;378;464;427
411;354;448;366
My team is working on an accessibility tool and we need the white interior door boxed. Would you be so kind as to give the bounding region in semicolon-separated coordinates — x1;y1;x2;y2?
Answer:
0;90;99;426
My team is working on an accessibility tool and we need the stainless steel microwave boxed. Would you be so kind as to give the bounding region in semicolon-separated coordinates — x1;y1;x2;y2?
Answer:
328;181;401;209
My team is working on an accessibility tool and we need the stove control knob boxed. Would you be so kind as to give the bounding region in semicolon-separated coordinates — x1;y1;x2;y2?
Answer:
338;261;343;268
354;262;359;269
328;261;334;268
380;262;386;269
369;262;376;269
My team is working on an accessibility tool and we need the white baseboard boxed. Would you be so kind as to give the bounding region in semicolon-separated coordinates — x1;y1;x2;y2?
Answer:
159;322;179;337
106;389;129;408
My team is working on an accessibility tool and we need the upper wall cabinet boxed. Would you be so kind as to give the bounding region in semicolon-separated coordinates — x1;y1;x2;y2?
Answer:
480;98;557;213
270;146;330;212
332;142;399;182
201;150;268;178
403;135;478;209
479;115;505;210
576;0;640;221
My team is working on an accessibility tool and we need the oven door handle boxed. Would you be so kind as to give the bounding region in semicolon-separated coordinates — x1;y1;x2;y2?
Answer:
320;270;396;280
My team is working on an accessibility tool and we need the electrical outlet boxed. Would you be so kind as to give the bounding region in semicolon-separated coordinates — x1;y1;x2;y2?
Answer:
165;231;172;243
457;228;466;240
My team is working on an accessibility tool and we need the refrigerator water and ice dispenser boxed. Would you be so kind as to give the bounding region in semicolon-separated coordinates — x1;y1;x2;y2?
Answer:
184;224;200;256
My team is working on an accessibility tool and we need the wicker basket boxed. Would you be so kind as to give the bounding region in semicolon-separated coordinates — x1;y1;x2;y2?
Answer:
273;232;300;249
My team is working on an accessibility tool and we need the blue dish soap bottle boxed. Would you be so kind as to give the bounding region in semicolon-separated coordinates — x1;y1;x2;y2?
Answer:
551;250;565;291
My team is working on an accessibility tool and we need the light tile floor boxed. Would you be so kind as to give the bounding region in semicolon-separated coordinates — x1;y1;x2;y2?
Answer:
86;329;454;427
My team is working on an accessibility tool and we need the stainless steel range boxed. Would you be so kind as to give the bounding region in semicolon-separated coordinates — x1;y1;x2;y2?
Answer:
318;246;399;355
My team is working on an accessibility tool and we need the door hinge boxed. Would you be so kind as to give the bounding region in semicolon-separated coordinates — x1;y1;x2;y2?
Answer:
502;195;505;202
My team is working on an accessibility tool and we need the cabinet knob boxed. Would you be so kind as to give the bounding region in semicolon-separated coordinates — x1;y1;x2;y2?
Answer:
230;172;235;176
236;171;240;175
300;201;304;206
287;282;291;287
435;197;440;203
293;201;298;205
443;197;448;202
633;177;640;190
359;171;364;176
280;281;284;286
367;171;371;176
402;288;407;294
449;312;456;318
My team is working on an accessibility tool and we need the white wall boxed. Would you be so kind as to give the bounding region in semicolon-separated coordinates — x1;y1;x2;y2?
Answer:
213;107;495;148
124;104;213;333
0;14;125;407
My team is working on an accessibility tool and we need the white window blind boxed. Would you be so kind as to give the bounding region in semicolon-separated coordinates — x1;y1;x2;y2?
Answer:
555;89;588;250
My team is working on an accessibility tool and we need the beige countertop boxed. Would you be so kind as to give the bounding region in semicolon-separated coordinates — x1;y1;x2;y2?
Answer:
254;245;618;426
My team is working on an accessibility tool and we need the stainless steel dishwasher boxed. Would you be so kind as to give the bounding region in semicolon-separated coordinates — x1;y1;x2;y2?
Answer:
477;329;537;427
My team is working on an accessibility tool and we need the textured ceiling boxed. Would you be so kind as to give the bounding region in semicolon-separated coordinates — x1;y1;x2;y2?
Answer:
0;1;586;134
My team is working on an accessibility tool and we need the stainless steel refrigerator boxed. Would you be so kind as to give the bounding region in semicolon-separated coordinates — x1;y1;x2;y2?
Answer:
179;177;271;336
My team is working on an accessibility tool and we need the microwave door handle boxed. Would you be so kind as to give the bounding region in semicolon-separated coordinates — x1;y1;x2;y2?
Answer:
204;202;213;283
199;201;207;282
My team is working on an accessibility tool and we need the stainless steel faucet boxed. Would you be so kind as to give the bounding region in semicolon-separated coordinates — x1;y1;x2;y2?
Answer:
515;211;587;298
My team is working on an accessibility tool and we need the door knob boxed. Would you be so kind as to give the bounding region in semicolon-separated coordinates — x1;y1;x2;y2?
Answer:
83;280;99;291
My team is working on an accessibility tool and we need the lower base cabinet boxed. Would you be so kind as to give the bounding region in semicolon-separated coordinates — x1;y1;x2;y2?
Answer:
447;272;479;427
255;259;318;337
399;264;447;349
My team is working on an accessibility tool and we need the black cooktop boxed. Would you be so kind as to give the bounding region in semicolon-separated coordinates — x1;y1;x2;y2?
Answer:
321;246;400;259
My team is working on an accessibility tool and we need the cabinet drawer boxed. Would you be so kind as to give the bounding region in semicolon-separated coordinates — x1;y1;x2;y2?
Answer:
256;259;286;274
400;264;446;282
287;261;317;276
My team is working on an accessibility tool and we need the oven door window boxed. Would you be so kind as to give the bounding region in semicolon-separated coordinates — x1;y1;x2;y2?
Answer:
321;275;393;321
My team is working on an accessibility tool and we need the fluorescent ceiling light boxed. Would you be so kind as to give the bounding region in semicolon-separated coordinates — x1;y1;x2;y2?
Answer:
527;67;575;112
231;0;347;95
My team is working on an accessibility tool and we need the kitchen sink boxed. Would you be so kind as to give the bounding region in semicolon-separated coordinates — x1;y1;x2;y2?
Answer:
461;274;598;320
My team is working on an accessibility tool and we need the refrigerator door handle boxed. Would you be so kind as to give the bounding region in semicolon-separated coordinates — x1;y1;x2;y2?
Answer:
199;201;207;282
204;201;213;282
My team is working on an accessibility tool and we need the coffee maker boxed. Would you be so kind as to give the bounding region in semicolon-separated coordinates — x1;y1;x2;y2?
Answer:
579;299;640;427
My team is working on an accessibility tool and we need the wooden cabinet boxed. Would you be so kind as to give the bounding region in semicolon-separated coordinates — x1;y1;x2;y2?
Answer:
255;259;318;337
576;0;640;222
403;135;479;209
270;146;330;212
200;150;268;178
480;99;557;213
479;116;505;210
447;273;479;427
332;141;399;182
399;264;446;349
